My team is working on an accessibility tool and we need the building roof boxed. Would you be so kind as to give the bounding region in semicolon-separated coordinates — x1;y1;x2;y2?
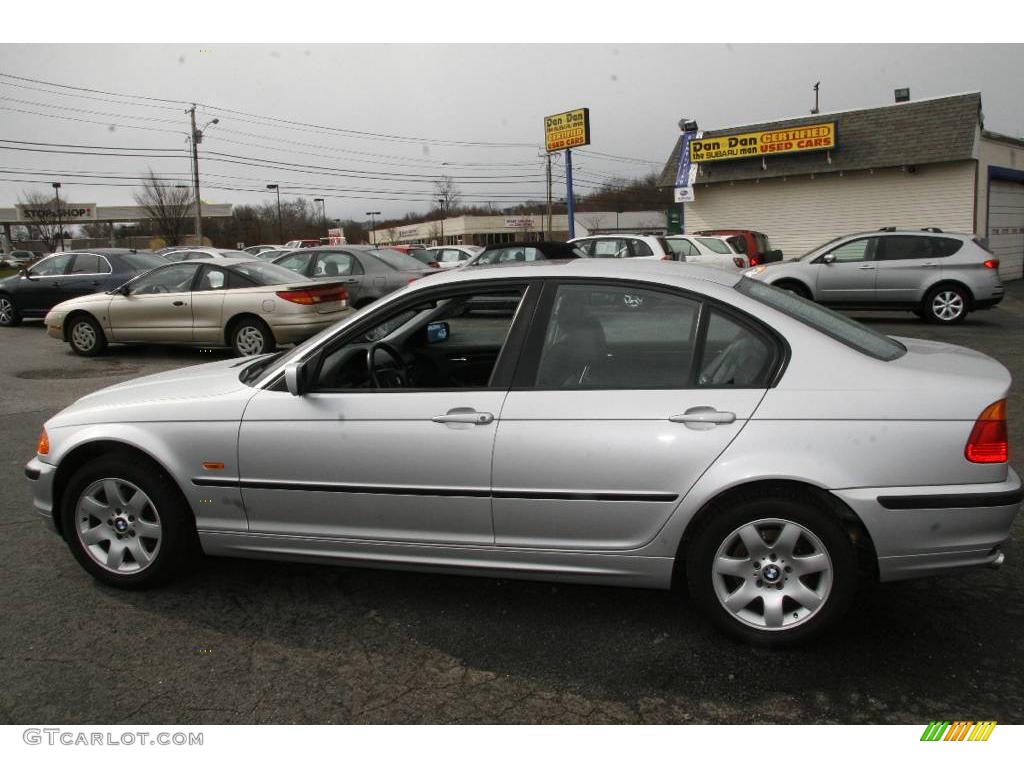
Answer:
658;92;982;187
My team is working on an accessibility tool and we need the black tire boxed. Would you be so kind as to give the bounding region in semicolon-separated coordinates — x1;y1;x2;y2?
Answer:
774;281;811;300
923;284;969;324
67;314;107;356
685;490;858;647
60;453;199;589
229;316;276;356
0;294;21;327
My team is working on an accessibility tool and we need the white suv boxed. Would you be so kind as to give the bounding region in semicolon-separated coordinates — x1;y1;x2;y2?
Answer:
569;234;673;260
666;235;749;270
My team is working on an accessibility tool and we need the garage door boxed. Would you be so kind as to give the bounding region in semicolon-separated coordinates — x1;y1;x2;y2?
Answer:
988;179;1024;281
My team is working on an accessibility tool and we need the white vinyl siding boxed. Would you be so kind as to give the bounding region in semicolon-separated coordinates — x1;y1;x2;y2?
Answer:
684;161;976;260
988;180;1024;281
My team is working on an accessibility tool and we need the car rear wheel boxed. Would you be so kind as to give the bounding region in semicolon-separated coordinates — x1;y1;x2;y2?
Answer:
0;295;20;327
68;314;107;356
923;285;969;324
686;492;858;646
60;454;198;589
230;317;276;356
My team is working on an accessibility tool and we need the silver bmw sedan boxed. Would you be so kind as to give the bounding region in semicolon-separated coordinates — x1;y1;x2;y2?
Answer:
25;259;1021;646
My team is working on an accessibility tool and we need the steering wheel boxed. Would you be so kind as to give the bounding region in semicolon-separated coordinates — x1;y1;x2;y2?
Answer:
367;341;410;388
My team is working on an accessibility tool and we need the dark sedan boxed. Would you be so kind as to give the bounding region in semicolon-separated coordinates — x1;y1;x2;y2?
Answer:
465;240;585;266
273;246;436;309
0;249;165;327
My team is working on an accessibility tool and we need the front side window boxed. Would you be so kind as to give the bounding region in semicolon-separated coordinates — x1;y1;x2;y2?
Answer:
667;239;699;257
310;287;526;391
591;239;629;258
29;254;73;276
824;238;875;263
128;263;200;295
534;284;700;388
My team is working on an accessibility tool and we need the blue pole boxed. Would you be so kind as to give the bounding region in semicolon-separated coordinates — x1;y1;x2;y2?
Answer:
566;148;575;239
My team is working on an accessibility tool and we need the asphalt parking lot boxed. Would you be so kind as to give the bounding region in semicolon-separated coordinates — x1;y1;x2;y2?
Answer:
1;286;1022;725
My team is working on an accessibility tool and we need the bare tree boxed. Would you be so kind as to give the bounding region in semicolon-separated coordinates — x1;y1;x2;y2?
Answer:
17;191;66;252
434;176;462;213
133;169;193;246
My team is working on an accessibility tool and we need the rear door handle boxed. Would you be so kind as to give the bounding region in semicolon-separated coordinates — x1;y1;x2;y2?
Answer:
172;301;186;307
432;408;494;425
669;407;736;429
857;264;876;270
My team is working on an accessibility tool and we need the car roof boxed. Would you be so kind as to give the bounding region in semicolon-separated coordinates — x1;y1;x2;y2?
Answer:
161;256;255;266
840;229;972;239
414;256;741;288
481;241;574;249
58;248;153;255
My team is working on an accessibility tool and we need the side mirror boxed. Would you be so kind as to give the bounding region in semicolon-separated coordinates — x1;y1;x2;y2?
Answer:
284;360;311;396
18;267;29;278
821;253;836;265
426;321;450;344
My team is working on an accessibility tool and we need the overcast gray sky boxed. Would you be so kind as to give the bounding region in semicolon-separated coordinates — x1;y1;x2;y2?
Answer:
1;44;1022;223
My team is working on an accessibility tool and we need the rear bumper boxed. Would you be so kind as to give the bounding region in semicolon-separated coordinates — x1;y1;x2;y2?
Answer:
974;294;1004;310
833;468;1022;581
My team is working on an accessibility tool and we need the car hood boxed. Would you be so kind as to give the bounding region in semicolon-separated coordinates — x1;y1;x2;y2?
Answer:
47;356;258;428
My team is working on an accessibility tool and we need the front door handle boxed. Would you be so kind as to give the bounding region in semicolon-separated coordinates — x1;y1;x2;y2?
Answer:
669;407;736;428
172;301;186;307
432;408;494;425
857;264;876;270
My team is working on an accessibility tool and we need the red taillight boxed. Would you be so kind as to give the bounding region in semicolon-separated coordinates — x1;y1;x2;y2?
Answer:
983;259;999;270
965;399;1008;463
276;286;349;306
733;257;745;269
749;256;760;266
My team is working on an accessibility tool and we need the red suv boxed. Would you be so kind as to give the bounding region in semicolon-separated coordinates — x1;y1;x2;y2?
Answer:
695;230;782;266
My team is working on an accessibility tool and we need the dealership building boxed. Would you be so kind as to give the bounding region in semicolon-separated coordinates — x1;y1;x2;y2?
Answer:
659;92;1024;281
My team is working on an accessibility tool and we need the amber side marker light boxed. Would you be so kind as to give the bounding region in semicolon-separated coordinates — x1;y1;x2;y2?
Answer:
36;429;49;456
202;462;225;471
965;399;1008;463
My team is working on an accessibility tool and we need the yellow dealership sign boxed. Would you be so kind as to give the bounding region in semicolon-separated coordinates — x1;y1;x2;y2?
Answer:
544;108;591;153
689;122;837;163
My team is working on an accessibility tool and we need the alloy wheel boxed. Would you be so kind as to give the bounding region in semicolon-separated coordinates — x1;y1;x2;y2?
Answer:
75;478;162;574
931;290;965;322
711;517;833;631
0;297;14;325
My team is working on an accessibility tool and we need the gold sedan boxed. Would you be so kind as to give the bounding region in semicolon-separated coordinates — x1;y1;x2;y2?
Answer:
45;258;352;357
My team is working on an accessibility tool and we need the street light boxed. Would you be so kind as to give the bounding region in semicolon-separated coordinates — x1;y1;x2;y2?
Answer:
365;211;380;246
51;182;64;252
267;184;283;243
187;106;220;244
437;198;445;245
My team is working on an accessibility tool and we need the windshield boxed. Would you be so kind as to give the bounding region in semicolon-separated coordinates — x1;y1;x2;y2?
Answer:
697;237;733;254
230;261;308;285
736;278;906;361
367;248;427;271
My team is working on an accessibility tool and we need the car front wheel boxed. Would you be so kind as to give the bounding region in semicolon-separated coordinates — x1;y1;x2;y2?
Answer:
686;492;858;646
60;454;198;588
923;285;969;324
68;314;107;356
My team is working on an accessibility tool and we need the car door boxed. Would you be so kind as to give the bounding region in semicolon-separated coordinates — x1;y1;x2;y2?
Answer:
17;253;74;316
190;264;230;344
813;237;879;304
107;262;200;342
62;253;111;301
491;280;776;551
236;282;537;544
873;234;940;303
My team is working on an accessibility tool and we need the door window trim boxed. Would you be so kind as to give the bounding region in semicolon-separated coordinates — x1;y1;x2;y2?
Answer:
509;277;789;391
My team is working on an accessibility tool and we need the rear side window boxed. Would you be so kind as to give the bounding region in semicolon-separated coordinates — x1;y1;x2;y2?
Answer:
737;278;905;361
699;311;773;387
697;237;733;254
727;236;747;254
631;239;654;257
69;254;107;274
877;235;934;261
931;237;964;258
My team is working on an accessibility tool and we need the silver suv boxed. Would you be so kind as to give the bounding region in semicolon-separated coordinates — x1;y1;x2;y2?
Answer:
745;229;1005;323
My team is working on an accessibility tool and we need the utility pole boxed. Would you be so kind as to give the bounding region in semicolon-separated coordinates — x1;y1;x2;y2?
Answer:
267;185;283;243
565;149;576;240
545;153;553;239
811;82;820;115
188;105;202;244
437;198;445;245
366;211;380;246
51;182;64;251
